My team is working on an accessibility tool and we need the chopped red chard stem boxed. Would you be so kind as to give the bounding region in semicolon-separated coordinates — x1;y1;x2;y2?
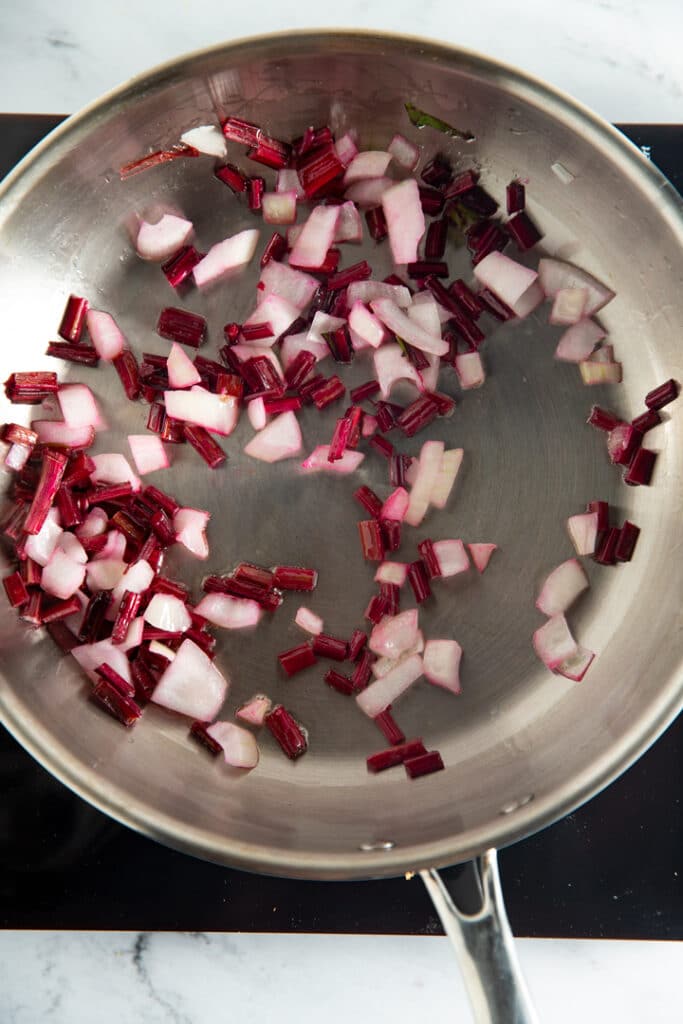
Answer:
370;435;394;460
40;594;83;624
380;518;402;553
449;279;485;318
615;520;641;562
645;378;679;410
311;375;346;410
203;575;283;610
396;395;440;437
324;669;355;696
297;374;327;403
130;658;157;704
588;406;620;431
443;170;480;201
506;211;543;251
375;402;397;433
161;245;204;288
24;448;67;534
405;344;430;371
298;145;344;198
189;720;223;756
46;341;99;366
91;679;142;726
119;145;198;180
365;593;389;624
5;371;59;404
367;739;427;773
374;708;406;746
631;409;661;433
221;116;260;146
344;406;363;449
284;351;317;392
232;563;274;591
111;510;146;548
265;705;308;759
138;535;163;571
150;576;189;599
325;325;353;364
260;230;288;268
608;423;643;466
358;519;385;562
223;321;241;345
624;447;657;486
19;557;41;588
142;626;182;644
3;570;29;608
19;590;42;626
404;750;444;779
351;649;374;691
425;218;448;261
247;175;265;211
95;663;135;698
242;355;285;398
420;155;452;188
46;619;79;653
587;499;610;535
292;248;341;276
365;206;388;242
157;307;207;348
312;633;348;661
58;294;89;343
349;629;368;661
262;395;303;415
241;321;273;342
86;482;133;508
418;538;442;578
506;181;526;214
185;627;216;657
470;225;509;265
408;560;432;603
327;261;372;291
112;350;141;400
2;423;38;447
379;582;400;616
460;185;499;218
1;503;26;542
183;423;227;469
389;454;412;487
150;508;176;546
79;533;108;558
417;186;444;217
111;591;143;644
146;402;165;434
272;566;317;592
143;484;179;517
407;261;449;280
354;485;383;519
594;526;620;565
477;288;515;321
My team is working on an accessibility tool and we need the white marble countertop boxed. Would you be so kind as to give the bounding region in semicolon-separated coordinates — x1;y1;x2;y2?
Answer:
0;3;681;1022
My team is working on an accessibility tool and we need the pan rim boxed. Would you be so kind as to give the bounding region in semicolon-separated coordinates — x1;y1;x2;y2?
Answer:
0;27;681;880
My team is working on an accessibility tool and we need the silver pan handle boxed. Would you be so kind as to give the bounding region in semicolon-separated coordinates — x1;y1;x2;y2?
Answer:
420;849;538;1024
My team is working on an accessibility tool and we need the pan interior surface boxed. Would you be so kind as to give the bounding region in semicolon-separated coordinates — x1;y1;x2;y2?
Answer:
0;32;681;879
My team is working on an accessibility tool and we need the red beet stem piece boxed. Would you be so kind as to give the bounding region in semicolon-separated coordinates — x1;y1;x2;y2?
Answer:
588;406;620;431
265;705;308;759
162;245;204;287
95;662;135;698
111;590;143;644
20;557;41;588
58;294;89;343
298;145;344;198
3;570;29;608
203;575;283;610
2;423;38;446
351;649;374;692
247;136;292;170
615;520;641;562
374;709;406;746
365;206;388;242
23;448;68;534
594;526;620;565
119;145;198;180
183;423;226;469
404;750;445;779
242;355;285;398
113;350;141;400
408;560;432;603
587;500;609;535
396;395;440;438
285;350;317;390
624;447;657;486
150;576;190;599
19;590;42;625
354;485;383;519
55;486;83;528
379;582;400;616
358;519;385;562
221;116;260;146
47;341;99;366
312;633;348;661
324;325;353;364
157;307;206;348
348;629;368;661
278;643;317;675
40;594;83;624
46;620;79;653
375;402;396;433
143;484;179;517
449;279;485;319
327;261;372;291
260;231;288;268
87;482;133;507
232;563;274;592
367;739;427;773
79;590;110;642
349;380;380;405
631;409;661;433
293;248;341;276
262;396;303;415
147;403;165;433
424;218;448;261
389;454;410;487
418;186;444;216
328;414;353;462
324;668;355;695
5;371;59;404
420;155;452;187
298;373;325;402
380;518;402;553
443;169;480;200
189;721;223;756
247;175;265;211
506;211;542;251
407;261;449;280
506;181;526;214
418;538;442;578
141;627;182;645
365;593;389;624
311;375;346;409
129;657;157;704
185;628;216;657
241;321;273;342
90;679;141;727
478;288;515;321
370;435;394;460
610;424;643;466
272;566;317;592
645;378;679;410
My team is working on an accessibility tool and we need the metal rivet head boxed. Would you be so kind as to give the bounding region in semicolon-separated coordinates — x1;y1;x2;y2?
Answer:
359;840;396;852
499;794;534;815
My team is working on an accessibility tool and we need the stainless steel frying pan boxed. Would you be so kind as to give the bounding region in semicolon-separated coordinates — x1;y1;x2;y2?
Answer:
0;31;681;1023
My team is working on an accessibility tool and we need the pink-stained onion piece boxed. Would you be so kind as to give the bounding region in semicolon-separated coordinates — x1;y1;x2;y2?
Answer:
193;229;260;288
538;258;615;316
152;638;228;721
369;609;419;659
370;299;448;357
173;507;210;559
433;539;470;578
236;694;272;727
144;593;192;633
355;652;423;718
468;543;497;573
405;440;445;527
473;252;544;319
194;593;263;629
90;453;141;492
454;352;485;390
387;133;420;172
566;511;600;556
533;614;578;671
555;319;606;363
536;558;589;616
127;434;170;476
57;384;103;430
381;179;425;265
295;605;324;635
86;310;126;361
243;411;302;463
301;445;365;474
41;550;86;600
136;214;193;262
423;639;462;694
289;205;340;270
206;721;259;769
167;343;202;388
164;387;239;437
556;645;595;682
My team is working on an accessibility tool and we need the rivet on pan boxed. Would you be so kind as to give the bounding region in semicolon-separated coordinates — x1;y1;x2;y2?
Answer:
499;794;534;815
359;840;396;852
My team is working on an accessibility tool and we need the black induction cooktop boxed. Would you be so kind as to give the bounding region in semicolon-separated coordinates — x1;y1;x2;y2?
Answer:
0;116;680;938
